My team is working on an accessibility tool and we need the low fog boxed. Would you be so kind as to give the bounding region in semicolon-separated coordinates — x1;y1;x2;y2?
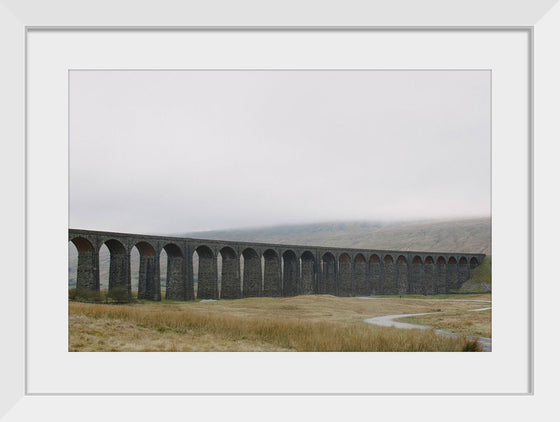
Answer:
69;70;490;235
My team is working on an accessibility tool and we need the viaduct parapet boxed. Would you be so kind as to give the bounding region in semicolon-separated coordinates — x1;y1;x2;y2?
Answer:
69;228;485;301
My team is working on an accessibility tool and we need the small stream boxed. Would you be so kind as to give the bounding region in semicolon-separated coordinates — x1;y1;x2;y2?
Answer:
362;300;492;352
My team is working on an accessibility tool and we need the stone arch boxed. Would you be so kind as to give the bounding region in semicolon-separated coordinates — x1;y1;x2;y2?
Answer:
135;241;156;256
447;256;458;291
162;243;187;300
436;256;447;293
220;246;240;299
470;257;480;269
195;245;217;299
321;252;337;295
263;249;281;297
383;255;396;294
338;253;353;296
300;251;316;295
103;239;131;298
410;255;424;294
368;254;381;295
424;256;436;294
457;256;469;287
396;255;408;294
282;250;299;297
69;237;99;292
134;241;160;301
242;248;262;297
354;253;368;296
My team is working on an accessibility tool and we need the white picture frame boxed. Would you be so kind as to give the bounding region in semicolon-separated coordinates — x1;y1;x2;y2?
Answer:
2;0;559;419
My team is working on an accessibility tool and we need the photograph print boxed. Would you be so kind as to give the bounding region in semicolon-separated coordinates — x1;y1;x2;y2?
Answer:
68;69;491;352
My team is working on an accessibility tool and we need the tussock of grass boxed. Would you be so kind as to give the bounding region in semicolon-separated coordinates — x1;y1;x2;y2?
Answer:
462;338;482;352
69;301;479;352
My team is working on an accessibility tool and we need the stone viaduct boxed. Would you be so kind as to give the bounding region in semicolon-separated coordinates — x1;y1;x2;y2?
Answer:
69;228;485;301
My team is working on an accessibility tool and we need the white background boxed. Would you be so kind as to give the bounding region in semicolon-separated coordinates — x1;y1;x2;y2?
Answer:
26;30;528;394
2;0;559;419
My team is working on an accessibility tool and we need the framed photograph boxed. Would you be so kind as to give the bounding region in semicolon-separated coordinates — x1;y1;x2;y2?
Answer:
2;0;558;419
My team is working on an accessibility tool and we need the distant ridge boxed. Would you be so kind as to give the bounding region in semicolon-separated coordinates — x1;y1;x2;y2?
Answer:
182;217;491;255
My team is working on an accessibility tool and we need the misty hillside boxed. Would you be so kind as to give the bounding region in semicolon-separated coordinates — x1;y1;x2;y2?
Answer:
183;217;491;255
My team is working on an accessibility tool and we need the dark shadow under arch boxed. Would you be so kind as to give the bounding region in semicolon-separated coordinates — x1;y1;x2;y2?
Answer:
163;243;187;300
242;248;261;297
195;245;217;299
300;251;316;295
69;237;98;292
103;239;130;298
321;252;337;295
282;250;298;297
396;255;408;294
338;253;352;296
354;254;368;296
134;241;159;301
263;249;281;297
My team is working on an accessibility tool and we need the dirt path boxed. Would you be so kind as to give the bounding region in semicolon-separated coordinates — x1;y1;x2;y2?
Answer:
362;299;492;352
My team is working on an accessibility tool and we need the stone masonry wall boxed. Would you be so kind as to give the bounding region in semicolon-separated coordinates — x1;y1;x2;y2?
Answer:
263;254;282;297
354;256;368;296
243;251;262;297
300;255;315;295
69;229;485;302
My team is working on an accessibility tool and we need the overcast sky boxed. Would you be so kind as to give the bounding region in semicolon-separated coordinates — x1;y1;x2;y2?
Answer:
69;70;490;235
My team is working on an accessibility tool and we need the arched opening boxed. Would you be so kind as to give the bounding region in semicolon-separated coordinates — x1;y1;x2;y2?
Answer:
321;252;337;295
68;241;78;289
369;254;381;295
282;250;298;297
410;256;424;294
396;255;408;294
383;255;396;294
98;244;110;292
69;237;98;293
195;245;217;299
130;246;139;295
447;257;458;291
263;249;281;297
133;241;159;301
160;248;168;294
436;256;447;294
354;254;368;296
338;253;352;296
219;247;239;299
424;256;435;294
103;239;130;299
242;248;261;297
162;243;186;300
458;256;469;286
300;251;316;295
470;257;480;269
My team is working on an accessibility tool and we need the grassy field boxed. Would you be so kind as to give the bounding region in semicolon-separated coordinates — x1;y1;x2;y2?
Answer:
396;308;491;338
69;294;490;352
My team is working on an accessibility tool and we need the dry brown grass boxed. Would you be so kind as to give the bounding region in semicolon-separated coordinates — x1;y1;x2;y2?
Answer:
397;309;492;338
69;294;491;352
